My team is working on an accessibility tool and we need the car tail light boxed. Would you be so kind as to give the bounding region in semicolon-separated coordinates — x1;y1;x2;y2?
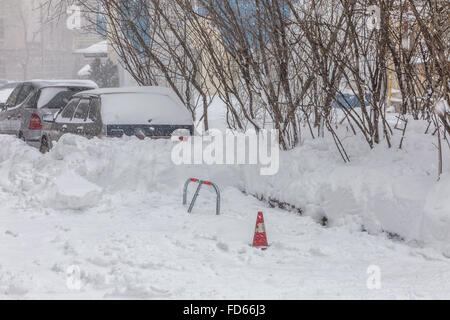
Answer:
29;114;42;130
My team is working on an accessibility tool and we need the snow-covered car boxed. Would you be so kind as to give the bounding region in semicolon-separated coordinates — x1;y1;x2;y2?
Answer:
0;80;98;147
39;87;194;152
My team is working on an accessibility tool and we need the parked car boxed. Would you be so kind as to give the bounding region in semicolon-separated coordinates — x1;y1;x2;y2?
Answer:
40;87;194;152
0;82;20;106
332;91;372;109
0;80;98;147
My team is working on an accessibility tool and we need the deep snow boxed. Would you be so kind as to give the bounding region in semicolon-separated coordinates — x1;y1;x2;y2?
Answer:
240;119;450;256
0;126;449;299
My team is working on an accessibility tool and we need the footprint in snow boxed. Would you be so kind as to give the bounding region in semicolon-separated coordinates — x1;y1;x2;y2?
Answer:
309;247;328;257
216;242;229;252
5;230;19;238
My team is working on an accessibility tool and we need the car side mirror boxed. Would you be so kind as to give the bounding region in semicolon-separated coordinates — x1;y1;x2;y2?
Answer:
42;113;55;123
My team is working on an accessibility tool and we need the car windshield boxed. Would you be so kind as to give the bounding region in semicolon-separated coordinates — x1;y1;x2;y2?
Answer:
38;87;86;109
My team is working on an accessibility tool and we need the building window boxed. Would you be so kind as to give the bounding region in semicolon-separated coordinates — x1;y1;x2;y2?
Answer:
96;4;107;38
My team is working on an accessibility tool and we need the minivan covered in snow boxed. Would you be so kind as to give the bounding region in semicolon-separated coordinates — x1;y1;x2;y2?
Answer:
0;80;98;147
39;87;194;152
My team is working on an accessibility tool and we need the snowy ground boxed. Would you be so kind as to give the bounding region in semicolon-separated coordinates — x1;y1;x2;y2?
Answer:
0;130;449;299
241;119;450;256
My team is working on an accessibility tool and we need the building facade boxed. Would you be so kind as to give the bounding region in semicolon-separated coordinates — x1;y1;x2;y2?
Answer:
0;0;103;82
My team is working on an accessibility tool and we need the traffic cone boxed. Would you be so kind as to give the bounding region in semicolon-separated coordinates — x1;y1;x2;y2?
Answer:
252;212;269;250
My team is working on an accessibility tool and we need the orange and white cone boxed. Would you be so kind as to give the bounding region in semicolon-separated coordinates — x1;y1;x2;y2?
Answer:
252;212;269;250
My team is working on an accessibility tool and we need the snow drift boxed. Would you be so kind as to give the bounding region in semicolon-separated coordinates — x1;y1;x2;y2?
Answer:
0;118;448;256
239;120;450;256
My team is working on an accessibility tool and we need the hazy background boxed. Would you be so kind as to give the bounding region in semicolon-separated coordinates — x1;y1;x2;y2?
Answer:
0;0;129;86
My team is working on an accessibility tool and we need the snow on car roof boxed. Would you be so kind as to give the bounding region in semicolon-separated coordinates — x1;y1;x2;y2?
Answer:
0;81;20;90
76;86;185;106
25;79;98;89
77;86;179;96
76;86;192;125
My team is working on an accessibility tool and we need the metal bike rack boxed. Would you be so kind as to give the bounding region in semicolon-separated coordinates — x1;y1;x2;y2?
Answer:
183;178;220;215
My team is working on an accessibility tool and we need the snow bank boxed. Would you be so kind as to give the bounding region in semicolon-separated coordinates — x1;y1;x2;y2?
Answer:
0;134;239;213
0;117;448;255
238;120;450;255
422;174;450;255
50;170;102;210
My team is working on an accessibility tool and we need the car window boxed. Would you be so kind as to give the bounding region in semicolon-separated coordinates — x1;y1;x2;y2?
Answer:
59;98;80;120
88;98;100;122
38;87;83;109
0;88;14;104
6;85;22;106
73;99;90;121
15;84;34;106
23;91;39;109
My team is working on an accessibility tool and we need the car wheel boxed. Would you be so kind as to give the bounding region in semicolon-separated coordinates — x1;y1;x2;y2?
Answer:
18;132;25;141
40;136;50;154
